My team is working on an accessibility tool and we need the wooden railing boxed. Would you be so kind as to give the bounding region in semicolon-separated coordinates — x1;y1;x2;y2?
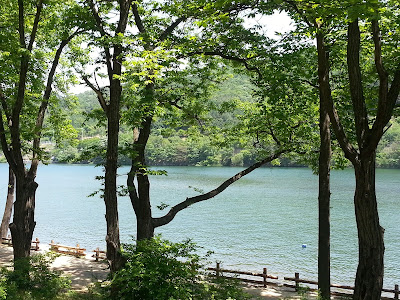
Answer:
208;263;400;300
284;272;400;300
208;262;279;288
49;240;86;257
1;235;40;251
92;247;106;261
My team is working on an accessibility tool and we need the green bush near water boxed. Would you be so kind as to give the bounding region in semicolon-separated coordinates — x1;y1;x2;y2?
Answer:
0;238;250;299
0;252;70;300
107;236;251;300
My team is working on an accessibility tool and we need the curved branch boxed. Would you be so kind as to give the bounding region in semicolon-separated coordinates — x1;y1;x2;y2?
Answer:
0;91;10;121
82;75;108;113
132;3;145;33
30;31;82;176
152;149;289;228
316;31;358;163
27;0;43;52
159;16;187;42
86;0;113;78
0;107;17;172
187;50;263;81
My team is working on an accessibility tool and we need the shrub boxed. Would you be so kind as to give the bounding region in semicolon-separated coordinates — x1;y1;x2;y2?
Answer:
108;236;250;300
0;252;70;300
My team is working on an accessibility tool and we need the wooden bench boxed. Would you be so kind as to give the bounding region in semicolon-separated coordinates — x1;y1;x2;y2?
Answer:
49;240;86;257
1;235;40;251
92;247;107;261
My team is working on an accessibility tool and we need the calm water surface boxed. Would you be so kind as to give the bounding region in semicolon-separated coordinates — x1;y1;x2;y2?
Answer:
0;164;399;288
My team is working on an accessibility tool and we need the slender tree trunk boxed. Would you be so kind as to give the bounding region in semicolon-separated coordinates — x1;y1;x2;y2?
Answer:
128;117;154;241
9;172;37;268
318;106;331;299
104;84;124;274
353;153;384;300
0;167;15;239
316;31;332;299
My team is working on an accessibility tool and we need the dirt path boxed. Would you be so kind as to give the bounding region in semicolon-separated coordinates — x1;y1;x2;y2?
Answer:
0;244;320;299
0;244;108;291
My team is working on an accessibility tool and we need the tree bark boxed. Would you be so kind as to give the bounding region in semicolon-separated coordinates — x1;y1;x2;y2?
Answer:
128;117;154;241
104;86;123;273
9;172;37;263
86;0;132;273
0;167;15;239
353;154;384;300
316;30;332;299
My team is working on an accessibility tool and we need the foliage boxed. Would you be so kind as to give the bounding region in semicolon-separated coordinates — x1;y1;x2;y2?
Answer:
107;236;250;300
0;252;70;300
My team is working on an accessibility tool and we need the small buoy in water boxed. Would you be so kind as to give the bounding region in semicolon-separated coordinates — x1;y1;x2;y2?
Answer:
302;244;307;248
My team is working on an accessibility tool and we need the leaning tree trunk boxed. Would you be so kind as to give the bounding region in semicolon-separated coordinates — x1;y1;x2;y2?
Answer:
353;153;384;300
135;173;154;240
128;117;154;241
0;167;15;238
9;173;37;270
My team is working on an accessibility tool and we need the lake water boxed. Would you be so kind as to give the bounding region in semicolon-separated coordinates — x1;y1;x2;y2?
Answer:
0;164;399;288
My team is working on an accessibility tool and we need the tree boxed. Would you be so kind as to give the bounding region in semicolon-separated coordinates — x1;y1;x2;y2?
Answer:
119;0;321;241
287;1;400;298
0;167;15;239
82;0;132;273
0;0;81;271
283;3;335;296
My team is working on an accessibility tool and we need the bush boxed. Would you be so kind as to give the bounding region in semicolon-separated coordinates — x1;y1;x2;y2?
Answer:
0;252;70;300
108;236;250;300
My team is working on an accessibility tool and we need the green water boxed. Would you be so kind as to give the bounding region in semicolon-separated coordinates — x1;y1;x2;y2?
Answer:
0;164;399;288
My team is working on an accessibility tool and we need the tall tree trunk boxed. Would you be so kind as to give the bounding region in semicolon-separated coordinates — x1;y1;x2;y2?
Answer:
353;153;384;300
318;106;331;300
316;31;332;299
104;84;124;274
0;167;15;239
9;173;37;269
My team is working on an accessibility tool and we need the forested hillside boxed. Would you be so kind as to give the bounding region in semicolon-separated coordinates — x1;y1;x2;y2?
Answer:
14;73;399;168
42;73;303;167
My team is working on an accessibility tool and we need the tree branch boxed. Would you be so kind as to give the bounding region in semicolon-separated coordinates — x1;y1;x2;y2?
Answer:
86;0;113;80
0;106;17;172
132;3;145;33
347;19;369;148
0;91;11;121
152;149;289;228
187;50;263;81
27;0;43;52
284;0;312;27
30;31;82;176
316;31;358;163
18;0;26;48
159;16;187;42
116;0;132;34
82;75;108;113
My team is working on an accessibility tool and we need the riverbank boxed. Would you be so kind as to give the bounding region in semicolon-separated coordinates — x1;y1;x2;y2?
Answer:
0;244;321;299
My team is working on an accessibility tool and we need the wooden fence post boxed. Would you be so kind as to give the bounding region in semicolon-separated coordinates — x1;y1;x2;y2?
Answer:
263;268;267;288
395;284;399;300
295;272;300;292
34;238;39;251
216;262;220;279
